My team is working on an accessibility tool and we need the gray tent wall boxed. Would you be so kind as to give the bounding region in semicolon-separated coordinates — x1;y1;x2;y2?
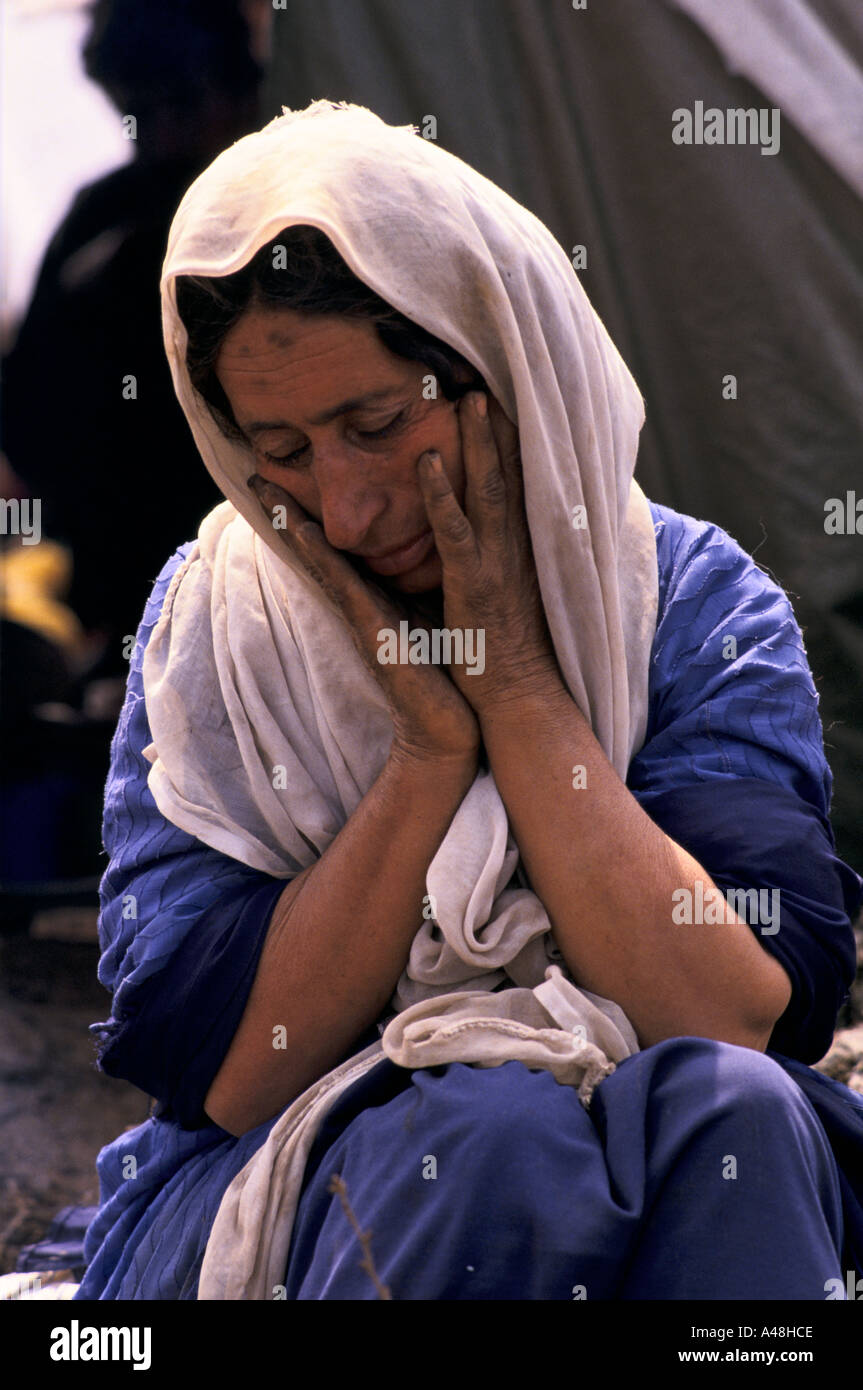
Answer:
261;0;863;871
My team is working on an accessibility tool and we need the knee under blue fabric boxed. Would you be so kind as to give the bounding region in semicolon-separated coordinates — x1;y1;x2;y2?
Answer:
283;1039;846;1301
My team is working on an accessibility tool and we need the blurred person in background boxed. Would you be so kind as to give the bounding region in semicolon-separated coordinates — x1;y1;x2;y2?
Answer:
0;0;268;888
1;0;267;700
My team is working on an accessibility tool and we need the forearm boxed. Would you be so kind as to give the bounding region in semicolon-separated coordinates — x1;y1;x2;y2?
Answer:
205;748;476;1135
478;682;792;1050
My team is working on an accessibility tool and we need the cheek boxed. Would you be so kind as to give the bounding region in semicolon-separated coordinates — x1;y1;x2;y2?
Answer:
255;462;319;511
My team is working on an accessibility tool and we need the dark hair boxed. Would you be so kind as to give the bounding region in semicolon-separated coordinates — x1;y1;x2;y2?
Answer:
175;225;484;444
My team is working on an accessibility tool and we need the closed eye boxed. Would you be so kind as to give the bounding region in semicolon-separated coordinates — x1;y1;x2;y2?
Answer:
263;443;310;469
263;409;408;470
355;409;407;441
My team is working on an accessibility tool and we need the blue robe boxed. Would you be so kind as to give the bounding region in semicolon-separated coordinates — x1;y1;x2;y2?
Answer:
75;501;863;1300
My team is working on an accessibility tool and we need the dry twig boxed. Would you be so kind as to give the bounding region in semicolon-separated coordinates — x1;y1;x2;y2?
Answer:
327;1173;392;1300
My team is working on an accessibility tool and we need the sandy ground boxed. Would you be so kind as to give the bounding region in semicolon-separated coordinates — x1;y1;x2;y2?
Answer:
0;917;147;1277
1;908;861;1280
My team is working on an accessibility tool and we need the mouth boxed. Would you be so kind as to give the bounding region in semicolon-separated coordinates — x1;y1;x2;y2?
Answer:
358;528;435;576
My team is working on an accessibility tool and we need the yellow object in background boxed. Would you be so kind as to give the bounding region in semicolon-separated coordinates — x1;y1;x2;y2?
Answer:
0;537;86;660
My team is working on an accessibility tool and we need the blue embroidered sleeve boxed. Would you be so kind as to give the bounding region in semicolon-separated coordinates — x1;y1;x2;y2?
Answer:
627;503;861;1062
91;542;285;1130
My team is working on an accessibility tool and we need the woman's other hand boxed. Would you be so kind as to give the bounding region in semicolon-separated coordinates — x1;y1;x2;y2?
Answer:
416;391;563;716
248;476;480;766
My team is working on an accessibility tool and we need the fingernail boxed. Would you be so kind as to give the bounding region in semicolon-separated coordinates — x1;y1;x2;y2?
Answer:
423;451;443;472
255;480;280;509
473;392;488;419
249;475;278;507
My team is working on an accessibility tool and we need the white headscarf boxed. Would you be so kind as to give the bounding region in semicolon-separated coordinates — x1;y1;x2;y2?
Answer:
142;97;660;1299
143;98;658;1013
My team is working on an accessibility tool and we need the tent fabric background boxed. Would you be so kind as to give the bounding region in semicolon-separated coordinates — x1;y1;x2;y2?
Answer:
669;0;863;199
260;0;863;872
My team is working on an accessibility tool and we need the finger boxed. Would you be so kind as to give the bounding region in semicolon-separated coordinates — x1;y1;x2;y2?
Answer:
487;396;523;492
416;451;477;564
250;477;399;631
483;397;529;552
247;472;315;529
459;392;510;550
249;476;328;573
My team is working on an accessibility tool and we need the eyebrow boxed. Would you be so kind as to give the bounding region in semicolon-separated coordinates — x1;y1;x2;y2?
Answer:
243;388;401;436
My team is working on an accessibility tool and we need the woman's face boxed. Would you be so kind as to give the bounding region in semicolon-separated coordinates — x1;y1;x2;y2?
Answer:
215;306;472;594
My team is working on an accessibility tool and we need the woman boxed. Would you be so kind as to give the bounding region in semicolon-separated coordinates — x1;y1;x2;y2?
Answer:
76;100;863;1301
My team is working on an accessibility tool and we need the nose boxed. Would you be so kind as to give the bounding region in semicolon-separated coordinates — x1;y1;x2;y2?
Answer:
314;448;389;552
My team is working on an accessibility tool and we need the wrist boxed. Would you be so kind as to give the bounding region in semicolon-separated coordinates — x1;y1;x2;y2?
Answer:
475;667;572;729
387;740;480;784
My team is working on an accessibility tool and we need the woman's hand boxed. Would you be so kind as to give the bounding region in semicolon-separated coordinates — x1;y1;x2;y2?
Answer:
248;476;481;767
416;391;562;717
